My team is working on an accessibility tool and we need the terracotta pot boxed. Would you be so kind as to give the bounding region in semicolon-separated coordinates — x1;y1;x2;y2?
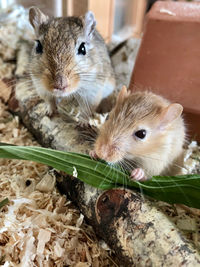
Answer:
130;1;200;142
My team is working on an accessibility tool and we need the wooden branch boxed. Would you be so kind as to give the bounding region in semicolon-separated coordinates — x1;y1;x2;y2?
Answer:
8;41;200;266
57;181;200;266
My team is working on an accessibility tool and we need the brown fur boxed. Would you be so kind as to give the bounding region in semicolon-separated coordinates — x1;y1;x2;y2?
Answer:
29;7;115;115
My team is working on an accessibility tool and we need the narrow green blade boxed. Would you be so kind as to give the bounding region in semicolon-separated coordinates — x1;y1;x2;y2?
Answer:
0;143;200;208
0;198;9;209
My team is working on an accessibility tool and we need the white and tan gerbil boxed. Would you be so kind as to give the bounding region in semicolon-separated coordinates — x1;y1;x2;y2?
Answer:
28;7;115;116
91;86;185;181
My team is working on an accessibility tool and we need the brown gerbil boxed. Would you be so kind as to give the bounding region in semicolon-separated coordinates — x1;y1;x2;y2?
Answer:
28;7;115;116
91;86;185;181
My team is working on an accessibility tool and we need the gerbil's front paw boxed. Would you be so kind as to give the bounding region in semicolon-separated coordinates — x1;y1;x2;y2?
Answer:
130;168;148;181
45;105;58;117
89;150;98;160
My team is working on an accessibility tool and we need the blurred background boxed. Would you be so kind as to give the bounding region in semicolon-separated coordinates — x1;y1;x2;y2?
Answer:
0;0;199;42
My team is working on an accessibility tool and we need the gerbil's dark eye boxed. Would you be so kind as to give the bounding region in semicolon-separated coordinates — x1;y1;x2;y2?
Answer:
78;42;86;55
35;40;43;54
106;114;109;121
134;129;146;139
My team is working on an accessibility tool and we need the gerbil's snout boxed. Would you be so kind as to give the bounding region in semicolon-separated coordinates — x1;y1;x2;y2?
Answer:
54;75;68;91
95;140;122;164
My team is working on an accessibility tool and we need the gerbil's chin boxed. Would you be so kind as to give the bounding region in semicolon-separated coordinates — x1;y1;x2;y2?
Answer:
96;152;122;165
106;159;120;166
53;88;76;97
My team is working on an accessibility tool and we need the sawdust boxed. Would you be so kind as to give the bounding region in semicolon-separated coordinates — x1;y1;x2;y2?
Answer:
0;80;12;103
0;100;116;266
0;4;200;265
0;58;15;80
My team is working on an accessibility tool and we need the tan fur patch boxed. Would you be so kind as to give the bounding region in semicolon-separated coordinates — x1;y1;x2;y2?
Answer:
95;91;185;176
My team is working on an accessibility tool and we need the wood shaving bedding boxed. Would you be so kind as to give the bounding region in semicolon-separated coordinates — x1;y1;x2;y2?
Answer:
0;100;116;266
0;5;34;61
0;58;15;80
157;202;200;251
0;80;12;104
0;4;200;265
0;99;200;266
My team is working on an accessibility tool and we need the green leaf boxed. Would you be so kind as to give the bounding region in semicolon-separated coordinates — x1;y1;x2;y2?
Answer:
0;198;9;209
0;255;5;266
0;143;200;209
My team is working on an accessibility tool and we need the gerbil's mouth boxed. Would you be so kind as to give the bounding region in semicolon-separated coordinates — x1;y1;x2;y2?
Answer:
106;159;120;165
95;146;123;165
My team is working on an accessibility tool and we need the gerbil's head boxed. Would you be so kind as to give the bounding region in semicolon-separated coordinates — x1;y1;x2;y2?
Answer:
29;7;101;97
95;86;183;164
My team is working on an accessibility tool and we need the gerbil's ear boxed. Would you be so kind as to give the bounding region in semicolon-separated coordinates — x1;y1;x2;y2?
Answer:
29;7;49;31
84;11;96;39
159;103;183;129
116;86;129;104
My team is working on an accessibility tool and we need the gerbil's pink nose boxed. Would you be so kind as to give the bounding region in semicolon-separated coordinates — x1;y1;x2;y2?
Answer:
54;75;68;91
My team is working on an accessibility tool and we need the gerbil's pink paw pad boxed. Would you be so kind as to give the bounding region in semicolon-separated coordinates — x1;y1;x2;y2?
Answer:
89;150;98;160
130;168;147;181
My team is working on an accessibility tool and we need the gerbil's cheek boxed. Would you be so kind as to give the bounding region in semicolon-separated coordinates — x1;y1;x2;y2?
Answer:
69;76;80;92
41;73;53;93
41;69;53;93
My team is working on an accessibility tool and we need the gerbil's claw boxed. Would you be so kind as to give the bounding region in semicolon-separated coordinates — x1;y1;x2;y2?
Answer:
89;150;98;160
130;168;148;181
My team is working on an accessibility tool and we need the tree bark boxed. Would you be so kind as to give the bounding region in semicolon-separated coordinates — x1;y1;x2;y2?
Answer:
8;41;200;267
58;180;200;267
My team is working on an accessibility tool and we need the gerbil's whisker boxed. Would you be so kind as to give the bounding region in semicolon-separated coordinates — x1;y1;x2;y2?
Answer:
16;80;34;87
74;91;93;120
0;79;16;87
121;158;152;198
117;161;128;189
123;156;182;197
78;133;96;142
14;78;36;89
97;163;119;188
124;146;187;173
